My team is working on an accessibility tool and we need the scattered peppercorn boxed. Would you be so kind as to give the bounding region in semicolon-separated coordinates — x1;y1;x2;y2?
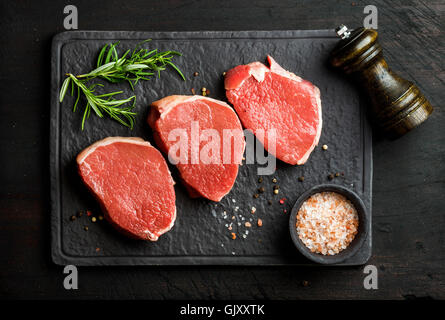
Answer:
258;177;263;183
253;193;259;199
298;176;305;182
84;226;89;231
258;187;265;193
70;215;76;221
193;72;199;77
328;174;334;181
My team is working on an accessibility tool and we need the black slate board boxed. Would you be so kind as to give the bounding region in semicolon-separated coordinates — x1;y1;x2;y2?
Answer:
50;30;372;266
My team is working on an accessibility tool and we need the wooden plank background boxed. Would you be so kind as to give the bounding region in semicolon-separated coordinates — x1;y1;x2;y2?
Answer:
0;0;444;299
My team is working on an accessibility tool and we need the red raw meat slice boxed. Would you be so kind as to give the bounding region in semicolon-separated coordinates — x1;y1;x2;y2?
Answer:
77;137;176;241
225;55;322;165
148;95;245;202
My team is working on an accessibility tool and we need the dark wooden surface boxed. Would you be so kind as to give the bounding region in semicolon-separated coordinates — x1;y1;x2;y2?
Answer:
0;0;444;299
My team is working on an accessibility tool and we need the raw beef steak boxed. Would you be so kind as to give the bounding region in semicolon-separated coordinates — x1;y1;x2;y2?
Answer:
77;137;176;241
148;95;245;202
225;55;322;165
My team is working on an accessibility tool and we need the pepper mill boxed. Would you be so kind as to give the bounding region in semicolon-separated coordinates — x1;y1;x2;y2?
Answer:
329;25;433;139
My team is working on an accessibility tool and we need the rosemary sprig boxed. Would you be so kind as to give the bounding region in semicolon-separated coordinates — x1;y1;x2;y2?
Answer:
60;74;137;130
78;40;186;89
59;40;185;130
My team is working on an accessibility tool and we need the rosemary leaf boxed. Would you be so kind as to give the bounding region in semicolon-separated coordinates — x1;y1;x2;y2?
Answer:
59;77;71;102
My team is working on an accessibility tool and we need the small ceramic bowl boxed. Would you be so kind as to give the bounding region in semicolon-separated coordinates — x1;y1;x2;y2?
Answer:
289;184;368;264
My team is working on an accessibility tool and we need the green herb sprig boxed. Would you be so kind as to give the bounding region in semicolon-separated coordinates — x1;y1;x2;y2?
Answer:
59;40;185;130
60;74;137;130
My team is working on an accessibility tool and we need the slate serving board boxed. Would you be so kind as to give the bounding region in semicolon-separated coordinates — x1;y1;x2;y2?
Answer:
50;30;372;266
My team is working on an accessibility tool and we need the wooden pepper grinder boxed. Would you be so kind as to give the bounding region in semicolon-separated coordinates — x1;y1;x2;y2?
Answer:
329;25;433;139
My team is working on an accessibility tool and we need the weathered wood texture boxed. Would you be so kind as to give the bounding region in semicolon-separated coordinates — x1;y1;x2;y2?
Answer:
0;0;444;299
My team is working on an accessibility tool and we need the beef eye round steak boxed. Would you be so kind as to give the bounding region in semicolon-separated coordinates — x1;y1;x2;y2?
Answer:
225;55;322;165
148;95;245;202
77;137;176;241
